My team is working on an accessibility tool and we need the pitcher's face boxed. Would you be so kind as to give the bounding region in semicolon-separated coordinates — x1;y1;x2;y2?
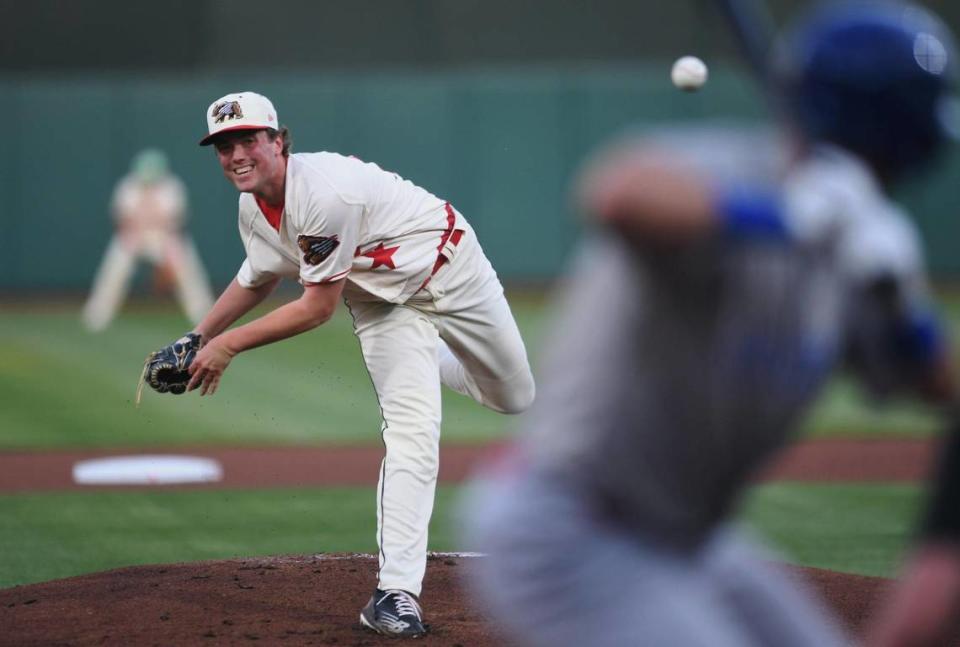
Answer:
213;129;284;197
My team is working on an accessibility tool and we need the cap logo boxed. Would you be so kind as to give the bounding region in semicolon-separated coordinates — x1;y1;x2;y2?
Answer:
211;101;244;124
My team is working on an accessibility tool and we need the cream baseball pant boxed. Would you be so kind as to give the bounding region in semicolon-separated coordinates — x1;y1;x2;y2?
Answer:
343;229;535;596
82;232;214;332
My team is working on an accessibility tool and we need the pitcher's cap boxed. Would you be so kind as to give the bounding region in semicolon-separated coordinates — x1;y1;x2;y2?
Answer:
199;91;279;146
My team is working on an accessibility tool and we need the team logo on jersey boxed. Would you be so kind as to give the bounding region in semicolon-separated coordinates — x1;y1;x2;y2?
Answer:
360;242;400;270
298;234;340;265
211;101;244;124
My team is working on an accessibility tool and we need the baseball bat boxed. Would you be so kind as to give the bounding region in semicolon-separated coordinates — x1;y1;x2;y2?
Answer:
710;0;780;108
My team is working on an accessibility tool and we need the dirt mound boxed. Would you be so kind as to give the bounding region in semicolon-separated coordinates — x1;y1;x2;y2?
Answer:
788;565;890;635
0;554;916;646
0;554;500;647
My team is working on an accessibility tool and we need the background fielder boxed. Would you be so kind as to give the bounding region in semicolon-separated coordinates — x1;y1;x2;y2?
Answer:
145;91;534;638
464;3;959;646
82;149;214;332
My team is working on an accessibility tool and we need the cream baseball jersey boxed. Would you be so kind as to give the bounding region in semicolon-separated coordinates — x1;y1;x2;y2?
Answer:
236;152;464;303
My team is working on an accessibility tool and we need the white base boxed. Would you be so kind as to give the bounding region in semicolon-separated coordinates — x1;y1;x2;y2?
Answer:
72;455;223;485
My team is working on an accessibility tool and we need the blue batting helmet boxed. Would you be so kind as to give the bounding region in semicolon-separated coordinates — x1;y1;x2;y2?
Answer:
776;1;958;180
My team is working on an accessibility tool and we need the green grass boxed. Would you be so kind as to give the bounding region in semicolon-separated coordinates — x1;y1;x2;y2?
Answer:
802;377;942;438
0;288;953;448
0;291;548;449
0;482;922;588
742;483;923;577
0;486;464;589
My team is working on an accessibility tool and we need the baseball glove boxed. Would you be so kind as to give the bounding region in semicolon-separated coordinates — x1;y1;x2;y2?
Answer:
136;332;204;404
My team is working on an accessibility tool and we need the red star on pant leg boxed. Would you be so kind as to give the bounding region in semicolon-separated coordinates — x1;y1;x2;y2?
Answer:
363;243;399;270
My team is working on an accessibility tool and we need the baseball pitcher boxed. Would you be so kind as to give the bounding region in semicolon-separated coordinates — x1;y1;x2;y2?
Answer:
141;91;535;638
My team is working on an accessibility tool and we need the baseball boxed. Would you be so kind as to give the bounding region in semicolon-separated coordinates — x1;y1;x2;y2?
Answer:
671;56;708;91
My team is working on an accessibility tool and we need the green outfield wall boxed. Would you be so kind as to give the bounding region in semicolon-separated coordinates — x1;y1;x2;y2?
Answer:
5;1;957;74
1;67;958;292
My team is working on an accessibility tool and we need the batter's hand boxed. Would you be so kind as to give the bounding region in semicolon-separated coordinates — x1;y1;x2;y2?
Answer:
187;337;237;396
865;544;960;647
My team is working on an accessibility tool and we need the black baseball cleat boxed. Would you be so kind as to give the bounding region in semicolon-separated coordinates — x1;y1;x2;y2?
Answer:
360;588;428;638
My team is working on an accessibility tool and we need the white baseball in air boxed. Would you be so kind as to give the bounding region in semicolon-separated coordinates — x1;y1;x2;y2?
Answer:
671;55;709;91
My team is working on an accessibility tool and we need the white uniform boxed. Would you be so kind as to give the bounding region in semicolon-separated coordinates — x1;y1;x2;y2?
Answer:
236;151;535;595
82;173;214;331
465;129;944;646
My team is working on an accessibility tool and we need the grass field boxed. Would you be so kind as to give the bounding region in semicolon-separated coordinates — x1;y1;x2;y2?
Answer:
0;292;549;448
0;288;954;588
0;290;949;449
0;483;924;588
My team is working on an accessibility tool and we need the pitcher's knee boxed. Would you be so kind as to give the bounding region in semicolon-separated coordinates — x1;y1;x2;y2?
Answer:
488;371;535;415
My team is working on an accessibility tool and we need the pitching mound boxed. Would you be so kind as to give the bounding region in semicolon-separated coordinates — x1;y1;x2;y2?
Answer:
0;553;899;646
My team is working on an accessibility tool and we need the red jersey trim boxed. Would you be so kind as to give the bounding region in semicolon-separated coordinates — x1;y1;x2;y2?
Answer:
418;203;465;292
303;268;351;285
254;195;284;232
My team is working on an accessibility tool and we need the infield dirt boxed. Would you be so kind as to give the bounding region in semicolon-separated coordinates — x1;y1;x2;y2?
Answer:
0;553;906;646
